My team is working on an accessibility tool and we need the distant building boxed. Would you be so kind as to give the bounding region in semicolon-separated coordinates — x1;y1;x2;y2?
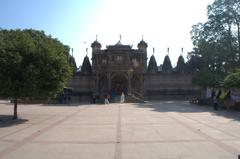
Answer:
67;39;200;102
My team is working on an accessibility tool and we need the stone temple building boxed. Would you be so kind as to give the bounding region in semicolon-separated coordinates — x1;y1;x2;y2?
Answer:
67;39;200;102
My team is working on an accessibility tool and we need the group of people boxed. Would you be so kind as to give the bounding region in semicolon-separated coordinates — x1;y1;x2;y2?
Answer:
208;88;240;111
104;92;125;104
92;92;125;104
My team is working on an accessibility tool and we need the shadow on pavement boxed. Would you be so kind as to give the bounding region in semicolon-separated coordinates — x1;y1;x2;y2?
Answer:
0;115;28;128
131;101;240;122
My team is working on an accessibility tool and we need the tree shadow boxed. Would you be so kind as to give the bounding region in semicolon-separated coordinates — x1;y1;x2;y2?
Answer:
41;103;92;107
0;115;28;128
131;101;240;122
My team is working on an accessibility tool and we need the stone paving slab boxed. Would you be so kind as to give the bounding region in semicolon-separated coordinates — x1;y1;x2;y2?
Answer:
3;143;115;159
0;100;240;159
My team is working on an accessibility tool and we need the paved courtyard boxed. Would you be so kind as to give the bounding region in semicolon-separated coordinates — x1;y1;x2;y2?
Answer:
0;100;240;159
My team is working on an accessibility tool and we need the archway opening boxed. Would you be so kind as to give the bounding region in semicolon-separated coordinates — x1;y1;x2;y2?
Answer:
111;74;128;96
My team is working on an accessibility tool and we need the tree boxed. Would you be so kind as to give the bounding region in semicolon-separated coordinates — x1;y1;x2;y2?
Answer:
191;0;240;71
223;69;240;89
192;71;225;87
190;0;240;86
0;29;72;119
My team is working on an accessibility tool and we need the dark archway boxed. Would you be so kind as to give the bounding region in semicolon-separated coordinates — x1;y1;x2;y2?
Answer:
111;74;128;95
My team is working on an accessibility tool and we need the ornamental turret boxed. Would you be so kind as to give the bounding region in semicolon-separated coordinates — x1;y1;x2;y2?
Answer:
91;40;101;53
137;39;148;53
81;55;92;74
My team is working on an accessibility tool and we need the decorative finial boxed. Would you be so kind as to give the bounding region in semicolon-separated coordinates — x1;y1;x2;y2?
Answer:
181;48;183;56
119;34;121;42
153;47;155;55
86;48;88;56
142;35;144;41
71;48;73;57
167;47;169;55
96;35;98;41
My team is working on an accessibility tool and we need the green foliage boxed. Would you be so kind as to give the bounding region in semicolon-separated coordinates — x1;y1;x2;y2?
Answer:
147;55;158;73
223;70;240;89
0;29;72;98
192;71;225;87
190;0;240;86
190;0;240;73
162;55;172;73
185;54;202;74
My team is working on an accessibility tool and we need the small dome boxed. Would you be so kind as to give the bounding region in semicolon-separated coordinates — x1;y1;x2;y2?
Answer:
147;55;158;73
91;40;101;48
138;40;148;48
81;55;92;74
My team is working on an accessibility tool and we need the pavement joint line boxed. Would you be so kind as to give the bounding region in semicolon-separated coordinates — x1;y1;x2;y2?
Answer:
0;114;57;140
167;113;239;155
0;106;89;159
178;113;240;139
114;104;122;159
2;138;240;144
55;123;117;126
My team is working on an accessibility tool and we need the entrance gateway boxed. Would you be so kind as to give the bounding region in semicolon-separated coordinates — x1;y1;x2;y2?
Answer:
92;40;145;99
67;39;200;102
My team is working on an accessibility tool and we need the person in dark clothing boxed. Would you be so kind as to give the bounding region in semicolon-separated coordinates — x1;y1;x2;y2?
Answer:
213;95;218;110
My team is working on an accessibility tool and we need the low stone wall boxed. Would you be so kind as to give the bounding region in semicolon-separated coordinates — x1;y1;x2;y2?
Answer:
144;74;201;100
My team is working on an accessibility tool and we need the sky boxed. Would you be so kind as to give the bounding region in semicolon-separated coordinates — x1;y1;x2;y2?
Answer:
0;0;214;67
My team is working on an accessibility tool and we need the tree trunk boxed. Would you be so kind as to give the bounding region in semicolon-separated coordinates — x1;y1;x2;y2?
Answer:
13;98;18;119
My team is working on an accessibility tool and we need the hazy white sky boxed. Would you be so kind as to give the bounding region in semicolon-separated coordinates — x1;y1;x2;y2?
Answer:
77;0;214;67
0;0;214;66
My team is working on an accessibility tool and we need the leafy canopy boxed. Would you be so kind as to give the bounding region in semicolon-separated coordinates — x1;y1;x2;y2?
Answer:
223;70;240;89
189;0;240;86
0;29;72;98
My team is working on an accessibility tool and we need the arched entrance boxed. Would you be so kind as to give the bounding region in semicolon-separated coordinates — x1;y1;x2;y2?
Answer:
111;74;128;95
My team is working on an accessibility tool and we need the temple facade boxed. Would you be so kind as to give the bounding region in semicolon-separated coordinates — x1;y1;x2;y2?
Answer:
67;39;200;102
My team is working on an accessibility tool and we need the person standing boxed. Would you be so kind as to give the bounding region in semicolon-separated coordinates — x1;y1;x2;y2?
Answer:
120;92;125;103
104;94;110;104
213;95;218;111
